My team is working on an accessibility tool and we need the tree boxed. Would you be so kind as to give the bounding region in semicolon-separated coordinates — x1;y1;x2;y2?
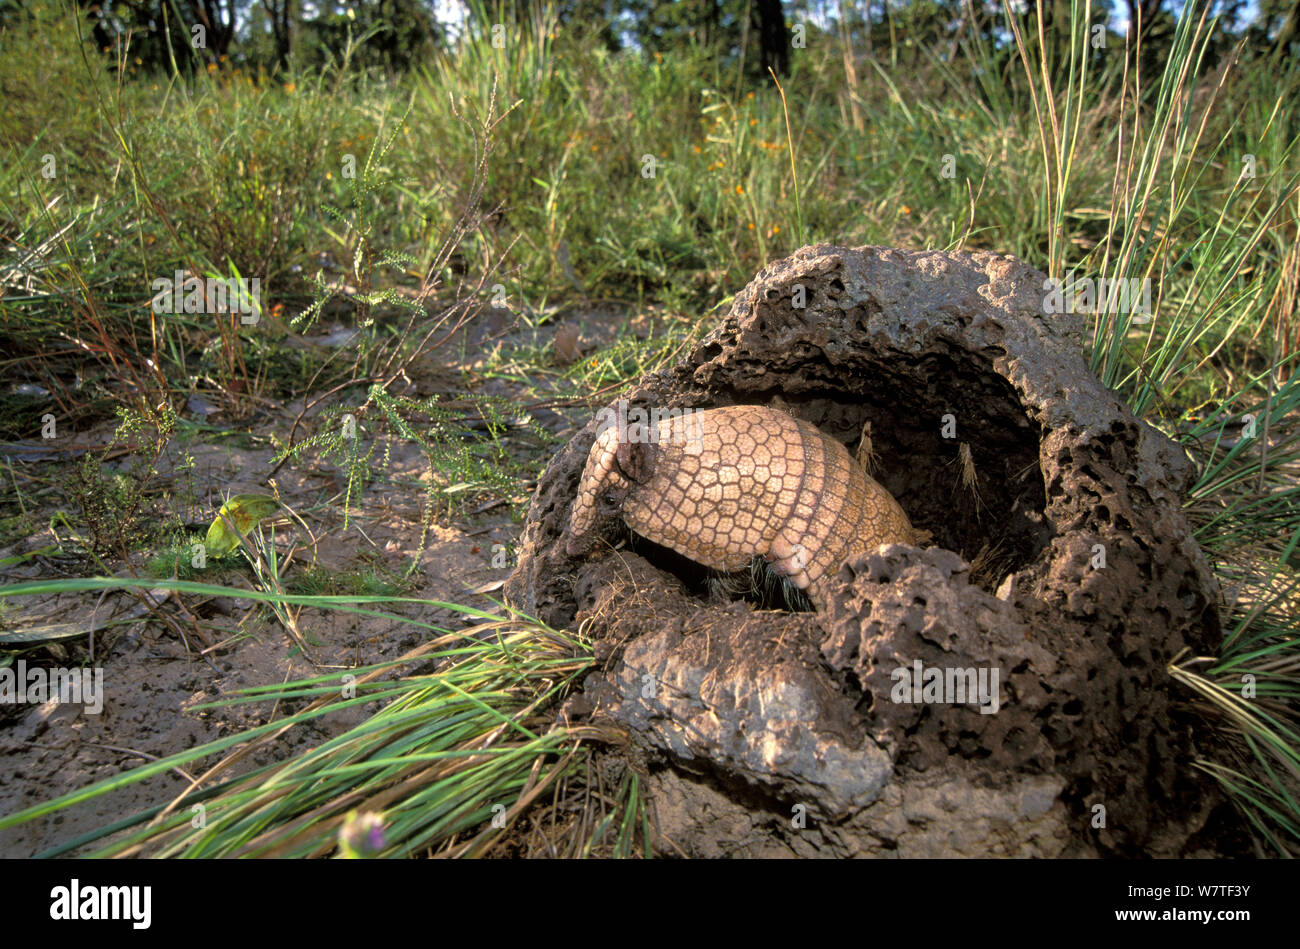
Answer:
754;0;788;75
1125;0;1165;45
261;0;293;69
185;0;238;60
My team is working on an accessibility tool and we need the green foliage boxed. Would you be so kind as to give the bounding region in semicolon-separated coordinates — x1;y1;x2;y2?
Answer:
289;563;403;598
145;532;205;579
292;99;423;338
0;0;105;145
65;403;190;559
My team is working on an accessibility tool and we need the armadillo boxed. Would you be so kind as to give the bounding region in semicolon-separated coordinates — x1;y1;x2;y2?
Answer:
565;403;926;611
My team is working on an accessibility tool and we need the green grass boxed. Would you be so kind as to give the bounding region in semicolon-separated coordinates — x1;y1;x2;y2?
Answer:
0;0;1297;855
289;563;405;599
0;578;615;858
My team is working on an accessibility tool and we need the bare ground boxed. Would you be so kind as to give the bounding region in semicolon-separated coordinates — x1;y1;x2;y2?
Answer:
0;304;656;857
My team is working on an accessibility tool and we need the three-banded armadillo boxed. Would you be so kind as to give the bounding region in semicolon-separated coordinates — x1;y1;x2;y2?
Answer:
565;404;926;611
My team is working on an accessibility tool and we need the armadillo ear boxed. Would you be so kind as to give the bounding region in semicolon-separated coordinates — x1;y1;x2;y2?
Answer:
615;433;656;484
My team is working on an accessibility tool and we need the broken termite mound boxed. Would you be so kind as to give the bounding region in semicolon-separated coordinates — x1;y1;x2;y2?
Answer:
506;244;1226;857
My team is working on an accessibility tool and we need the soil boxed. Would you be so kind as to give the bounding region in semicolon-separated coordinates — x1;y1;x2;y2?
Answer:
0;304;646;857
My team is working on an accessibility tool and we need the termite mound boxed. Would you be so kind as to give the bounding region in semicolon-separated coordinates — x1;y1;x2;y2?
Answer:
506;244;1227;857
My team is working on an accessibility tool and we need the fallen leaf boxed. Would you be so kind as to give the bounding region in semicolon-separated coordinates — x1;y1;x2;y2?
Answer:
205;494;281;557
553;324;582;365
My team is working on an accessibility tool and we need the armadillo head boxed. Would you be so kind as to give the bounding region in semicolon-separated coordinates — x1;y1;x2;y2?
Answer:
565;421;657;557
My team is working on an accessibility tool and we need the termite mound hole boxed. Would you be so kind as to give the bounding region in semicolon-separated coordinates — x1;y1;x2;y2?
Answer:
779;347;1051;594
620;347;1049;610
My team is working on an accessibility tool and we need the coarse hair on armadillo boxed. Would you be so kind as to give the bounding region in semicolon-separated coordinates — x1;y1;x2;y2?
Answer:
707;557;815;612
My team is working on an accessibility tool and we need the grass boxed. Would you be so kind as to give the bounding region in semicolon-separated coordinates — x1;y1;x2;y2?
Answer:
0;0;1297;855
0;578;617;858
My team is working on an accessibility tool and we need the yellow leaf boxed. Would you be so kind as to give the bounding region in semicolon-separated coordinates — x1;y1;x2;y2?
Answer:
204;494;281;557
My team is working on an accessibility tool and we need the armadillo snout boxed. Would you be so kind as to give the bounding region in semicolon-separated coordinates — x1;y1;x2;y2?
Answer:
565;424;648;559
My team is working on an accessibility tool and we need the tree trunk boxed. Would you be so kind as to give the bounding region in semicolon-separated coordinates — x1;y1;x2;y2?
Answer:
754;0;788;76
